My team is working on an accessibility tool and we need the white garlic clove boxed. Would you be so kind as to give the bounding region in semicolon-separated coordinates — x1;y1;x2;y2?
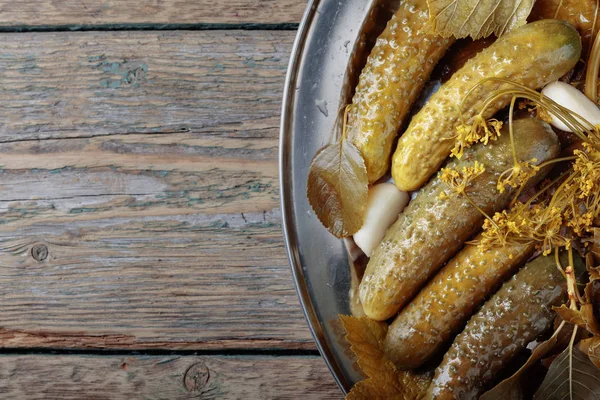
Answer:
353;183;410;257
343;237;365;262
541;81;600;132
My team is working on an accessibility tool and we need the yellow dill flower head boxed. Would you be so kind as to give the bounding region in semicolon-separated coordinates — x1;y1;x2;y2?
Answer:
567;211;593;235
517;100;553;124
536;106;553;124
439;161;486;197
450;116;502;159
478;206;527;251
497;159;540;194
573;145;600;200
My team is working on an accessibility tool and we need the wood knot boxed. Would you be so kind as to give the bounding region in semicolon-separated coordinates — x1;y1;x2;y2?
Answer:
183;362;210;392
31;244;48;262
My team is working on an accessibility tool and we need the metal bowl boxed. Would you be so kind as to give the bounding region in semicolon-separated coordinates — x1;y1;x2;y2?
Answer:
280;0;399;394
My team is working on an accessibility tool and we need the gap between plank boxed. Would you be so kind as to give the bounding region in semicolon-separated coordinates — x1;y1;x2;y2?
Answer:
0;22;299;33
0;347;320;357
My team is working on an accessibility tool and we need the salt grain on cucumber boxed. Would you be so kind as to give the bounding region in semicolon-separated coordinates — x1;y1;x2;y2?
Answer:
392;19;581;191
347;0;453;183
359;119;560;321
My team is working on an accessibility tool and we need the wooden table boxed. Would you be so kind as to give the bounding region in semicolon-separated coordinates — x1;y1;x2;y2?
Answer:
0;1;342;398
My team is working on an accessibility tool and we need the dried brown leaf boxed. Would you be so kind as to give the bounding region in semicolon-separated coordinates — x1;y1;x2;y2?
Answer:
339;315;432;400
339;315;389;379
345;380;383;400
590;337;600;368
589;228;600;274
583;279;600;335
426;0;534;39
554;305;587;327
307;140;368;238
580;337;600;369
581;303;600;336
587;251;600;280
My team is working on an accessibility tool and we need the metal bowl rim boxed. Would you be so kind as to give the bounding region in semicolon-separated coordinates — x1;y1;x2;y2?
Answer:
279;0;352;394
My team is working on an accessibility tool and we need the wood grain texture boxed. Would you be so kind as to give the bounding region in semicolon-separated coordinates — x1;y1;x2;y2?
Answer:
0;30;318;350
0;355;343;399
0;0;306;27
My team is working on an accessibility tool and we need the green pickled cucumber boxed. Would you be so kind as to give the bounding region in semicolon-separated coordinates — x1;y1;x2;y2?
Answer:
384;238;535;369
359;118;560;321
347;0;453;183
392;19;582;191
423;254;571;400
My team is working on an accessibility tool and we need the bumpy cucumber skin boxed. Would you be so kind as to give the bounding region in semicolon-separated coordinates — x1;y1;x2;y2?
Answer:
359;119;560;321
392;19;582;191
423;255;568;400
384;239;535;369
347;0;453;183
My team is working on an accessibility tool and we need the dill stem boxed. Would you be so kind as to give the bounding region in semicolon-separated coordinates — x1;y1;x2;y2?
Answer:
536;156;577;170
565;246;583;314
510;185;525;208
567;247;577;306
591;0;600;58
586;27;600;102
341;105;351;142
548;173;577;211
524;170;572;208
555;247;568;279
463;192;498;230
509;96;518;167
568;325;578;400
554;0;564;19
471;77;593;136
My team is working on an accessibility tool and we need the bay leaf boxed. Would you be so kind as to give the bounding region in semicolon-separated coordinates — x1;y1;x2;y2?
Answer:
427;0;534;39
307;140;368;238
533;346;600;399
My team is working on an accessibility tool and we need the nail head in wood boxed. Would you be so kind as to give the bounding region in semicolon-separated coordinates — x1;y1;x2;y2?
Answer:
183;362;210;392
31;244;49;262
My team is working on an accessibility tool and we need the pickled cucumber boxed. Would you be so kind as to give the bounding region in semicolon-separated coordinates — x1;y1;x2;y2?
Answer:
359;118;560;321
423;254;570;400
392;19;581;191
384;239;535;369
347;0;453;183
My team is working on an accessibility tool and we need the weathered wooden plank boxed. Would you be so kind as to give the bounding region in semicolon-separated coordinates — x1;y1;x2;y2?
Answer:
0;1;306;27
0;30;294;142
0;31;319;350
0;355;343;399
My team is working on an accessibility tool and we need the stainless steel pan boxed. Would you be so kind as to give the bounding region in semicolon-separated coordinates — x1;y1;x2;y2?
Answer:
280;0;398;393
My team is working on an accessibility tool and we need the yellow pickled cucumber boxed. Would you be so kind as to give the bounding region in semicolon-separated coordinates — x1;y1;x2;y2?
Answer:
384;238;535;369
359;118;559;321
423;254;570;399
347;0;453;183
392;19;581;191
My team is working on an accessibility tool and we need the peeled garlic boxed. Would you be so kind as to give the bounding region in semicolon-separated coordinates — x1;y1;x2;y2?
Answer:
343;237;364;262
541;81;600;132
353;183;410;257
